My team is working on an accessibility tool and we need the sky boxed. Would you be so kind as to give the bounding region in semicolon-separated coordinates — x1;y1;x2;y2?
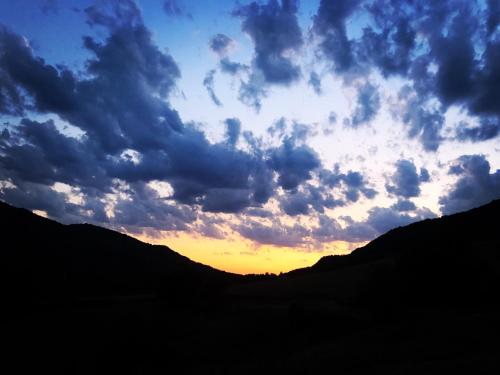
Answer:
1;0;499;274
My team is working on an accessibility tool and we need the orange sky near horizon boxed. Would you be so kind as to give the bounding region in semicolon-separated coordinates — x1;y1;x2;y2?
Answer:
32;207;364;275
136;231;364;275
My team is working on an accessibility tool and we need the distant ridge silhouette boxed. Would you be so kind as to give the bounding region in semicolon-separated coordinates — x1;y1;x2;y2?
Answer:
310;198;500;273
2;199;500;304
2;199;500;374
0;200;240;306
230;199;500;307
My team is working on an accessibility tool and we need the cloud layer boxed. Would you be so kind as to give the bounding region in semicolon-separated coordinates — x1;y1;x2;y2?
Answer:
1;0;499;254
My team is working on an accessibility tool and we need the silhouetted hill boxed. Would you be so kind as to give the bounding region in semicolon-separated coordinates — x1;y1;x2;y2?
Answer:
3;199;500;374
311;198;500;274
0;200;241;305
3;198;500;307
231;200;500;307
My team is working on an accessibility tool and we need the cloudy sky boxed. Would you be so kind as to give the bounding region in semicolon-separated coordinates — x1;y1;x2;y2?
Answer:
1;0;499;273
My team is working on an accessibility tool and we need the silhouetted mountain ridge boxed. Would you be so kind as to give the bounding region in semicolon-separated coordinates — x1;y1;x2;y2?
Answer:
3;199;500;307
314;199;500;271
273;199;500;306
0;200;241;304
3;199;500;374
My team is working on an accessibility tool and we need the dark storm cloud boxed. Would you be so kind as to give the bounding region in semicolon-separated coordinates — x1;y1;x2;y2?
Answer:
236;219;310;247
386;160;429;198
420;168;430;183
244;207;273;218
0;69;24;115
431;6;477;106
238;74;267;111
439;154;500;215
0;2;287;227
350;82;380;127
86;0;142;29
230;0;304;110
233;0;303;85
404;2;500;146
323;112;337;135
406;1;500;122
195;216;226;239
397;90;445;152
391;199;417;212
306;184;344;212
469;39;500;116
4;0;499;247
277;164;377;218
319;166;377;201
407;108;444;152
311;0;500;149
219;58;249;75
155;124;275;211
0;25;78;115
0;180;80;221
342;171;377;201
0;5;182;154
313;0;361;74
312;204;436;243
203;69;222;106
79;27;182;153
310;0;424;78
279;183;344;217
359;1;416;77
231;0;500;125
268;137;320;190
308;72;322;95
266;118;316;146
456;118;500;142
361;206;436;238
209;34;234;57
224;118;241;146
312;214;343;242
341;206;437;242
280;191;311;216
201;188;252;213
245;0;496;152
111;182;196;232
110;132;275;215
266;117;287;138
0;119;109;190
163;0;192;19
487;0;500;36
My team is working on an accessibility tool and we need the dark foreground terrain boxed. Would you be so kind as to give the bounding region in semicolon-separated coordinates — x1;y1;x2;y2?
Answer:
2;200;500;374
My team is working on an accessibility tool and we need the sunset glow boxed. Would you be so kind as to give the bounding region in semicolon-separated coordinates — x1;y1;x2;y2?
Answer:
1;0;499;274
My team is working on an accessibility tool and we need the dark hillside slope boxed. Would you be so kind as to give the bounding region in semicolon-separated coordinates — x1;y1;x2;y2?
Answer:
308;200;500;306
313;198;500;272
234;200;500;307
2;201;500;373
0;201;240;304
